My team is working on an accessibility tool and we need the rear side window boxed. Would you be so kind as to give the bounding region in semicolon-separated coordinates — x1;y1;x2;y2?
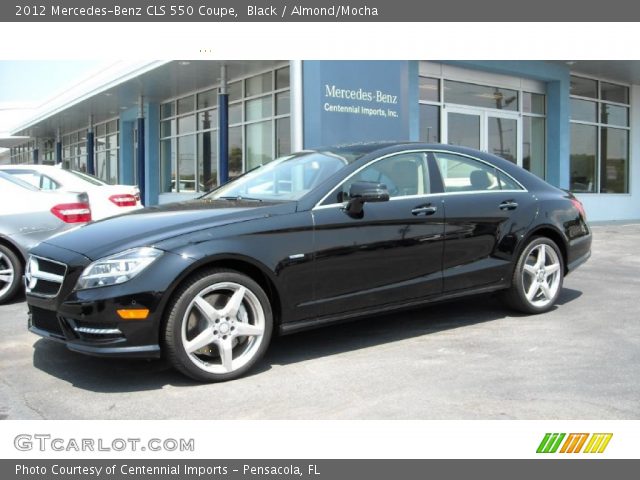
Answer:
433;152;522;192
39;175;60;190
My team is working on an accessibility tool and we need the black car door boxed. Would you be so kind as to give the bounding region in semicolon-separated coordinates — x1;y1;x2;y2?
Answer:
430;151;538;293
309;151;445;318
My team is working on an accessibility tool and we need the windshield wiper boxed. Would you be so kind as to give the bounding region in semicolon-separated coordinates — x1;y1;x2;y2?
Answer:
218;195;263;202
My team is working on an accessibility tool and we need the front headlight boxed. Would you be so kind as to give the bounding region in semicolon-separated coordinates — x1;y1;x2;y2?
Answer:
75;247;163;290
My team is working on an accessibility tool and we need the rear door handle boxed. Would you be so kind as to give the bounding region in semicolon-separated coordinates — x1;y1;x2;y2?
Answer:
411;205;437;216
499;201;519;211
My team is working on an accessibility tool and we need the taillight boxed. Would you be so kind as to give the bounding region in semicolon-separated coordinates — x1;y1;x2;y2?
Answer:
571;198;587;221
109;194;137;207
51;203;92;223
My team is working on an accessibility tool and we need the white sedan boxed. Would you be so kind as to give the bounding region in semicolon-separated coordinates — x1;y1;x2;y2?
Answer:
0;165;142;220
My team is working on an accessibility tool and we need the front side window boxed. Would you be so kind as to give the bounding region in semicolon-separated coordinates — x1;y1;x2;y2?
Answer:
324;153;430;205
434;152;522;192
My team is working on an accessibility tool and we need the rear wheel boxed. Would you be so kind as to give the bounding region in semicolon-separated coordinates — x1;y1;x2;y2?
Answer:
164;270;273;382
504;237;564;314
0;244;22;304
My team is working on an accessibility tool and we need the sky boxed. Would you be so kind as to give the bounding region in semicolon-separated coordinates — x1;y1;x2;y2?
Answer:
0;60;103;135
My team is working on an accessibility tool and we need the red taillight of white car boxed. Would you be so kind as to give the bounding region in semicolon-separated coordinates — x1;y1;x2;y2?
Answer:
51;203;92;223
109;194;138;207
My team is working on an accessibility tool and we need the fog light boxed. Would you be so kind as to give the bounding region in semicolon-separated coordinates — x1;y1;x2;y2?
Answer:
117;308;149;320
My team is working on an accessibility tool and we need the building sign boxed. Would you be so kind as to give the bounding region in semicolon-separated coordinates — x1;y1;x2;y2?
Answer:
303;61;411;148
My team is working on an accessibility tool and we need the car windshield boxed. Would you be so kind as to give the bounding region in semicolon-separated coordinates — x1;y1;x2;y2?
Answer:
204;151;354;202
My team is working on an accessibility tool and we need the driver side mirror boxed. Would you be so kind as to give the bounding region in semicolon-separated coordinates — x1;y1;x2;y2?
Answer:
344;181;390;218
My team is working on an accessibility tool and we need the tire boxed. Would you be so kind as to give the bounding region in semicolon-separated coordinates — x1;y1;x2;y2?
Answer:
164;269;273;382
0;244;23;304
503;236;564;314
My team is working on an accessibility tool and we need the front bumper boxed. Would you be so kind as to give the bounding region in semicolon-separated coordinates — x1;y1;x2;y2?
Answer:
26;242;195;359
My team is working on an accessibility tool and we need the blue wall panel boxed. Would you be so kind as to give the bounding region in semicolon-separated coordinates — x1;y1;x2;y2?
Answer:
303;61;411;148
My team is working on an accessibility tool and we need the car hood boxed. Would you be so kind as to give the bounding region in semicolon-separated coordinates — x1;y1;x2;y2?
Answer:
42;199;296;260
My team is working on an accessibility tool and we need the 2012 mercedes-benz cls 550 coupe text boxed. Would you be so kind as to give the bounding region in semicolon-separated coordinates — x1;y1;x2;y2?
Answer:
26;143;591;382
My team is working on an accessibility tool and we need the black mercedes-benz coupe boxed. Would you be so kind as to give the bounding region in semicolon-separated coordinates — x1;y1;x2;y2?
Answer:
26;143;591;382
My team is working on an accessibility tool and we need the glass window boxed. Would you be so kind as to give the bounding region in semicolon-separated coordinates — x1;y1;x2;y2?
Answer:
197;89;217;109
161;102;174;119
96;124;106;137
228;126;243;178
246;72;272;97
107;120;118;134
227;82;242;102
497;171;521;190
601;104;628;126
95;136;106;151
160;138;176;192
178;115;196;134
419;77;439;102
107;150;118;185
178;135;196;192
229;103;242;124
570;76;597;98
107;133;117;151
96;151;107;180
161;119;176;137
331;153;430;203
434;152;519;192
447;112;480;150
523;92;545;115
198;131;217;192
159;67;291;192
523;116;546;179
276;117;291;158
488;116;517;163
198;110;218;130
419;104;439;143
600;128;628;193
276;67;290;90
177;96;195;115
444;80;518;111
570;123;597;193
601;82;628;104
571;99;597;123
246;96;273;121
246;121;273;170
276;91;290;115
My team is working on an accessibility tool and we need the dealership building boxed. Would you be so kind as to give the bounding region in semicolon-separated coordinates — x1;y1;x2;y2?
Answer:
4;60;640;221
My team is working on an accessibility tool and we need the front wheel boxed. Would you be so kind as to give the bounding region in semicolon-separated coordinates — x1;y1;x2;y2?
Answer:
164;270;273;382
504;237;564;314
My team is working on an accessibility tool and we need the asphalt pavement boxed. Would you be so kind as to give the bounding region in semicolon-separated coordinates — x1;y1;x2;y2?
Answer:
0;222;638;419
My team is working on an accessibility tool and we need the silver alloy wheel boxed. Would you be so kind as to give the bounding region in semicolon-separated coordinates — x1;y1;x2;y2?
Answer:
521;243;562;308
0;252;15;299
180;281;265;375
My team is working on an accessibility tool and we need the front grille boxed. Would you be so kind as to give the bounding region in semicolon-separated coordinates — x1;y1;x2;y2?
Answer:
30;306;64;337
25;255;67;298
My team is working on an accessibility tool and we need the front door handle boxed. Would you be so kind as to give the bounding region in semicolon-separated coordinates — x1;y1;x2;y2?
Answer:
411;205;437;216
499;201;519;211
